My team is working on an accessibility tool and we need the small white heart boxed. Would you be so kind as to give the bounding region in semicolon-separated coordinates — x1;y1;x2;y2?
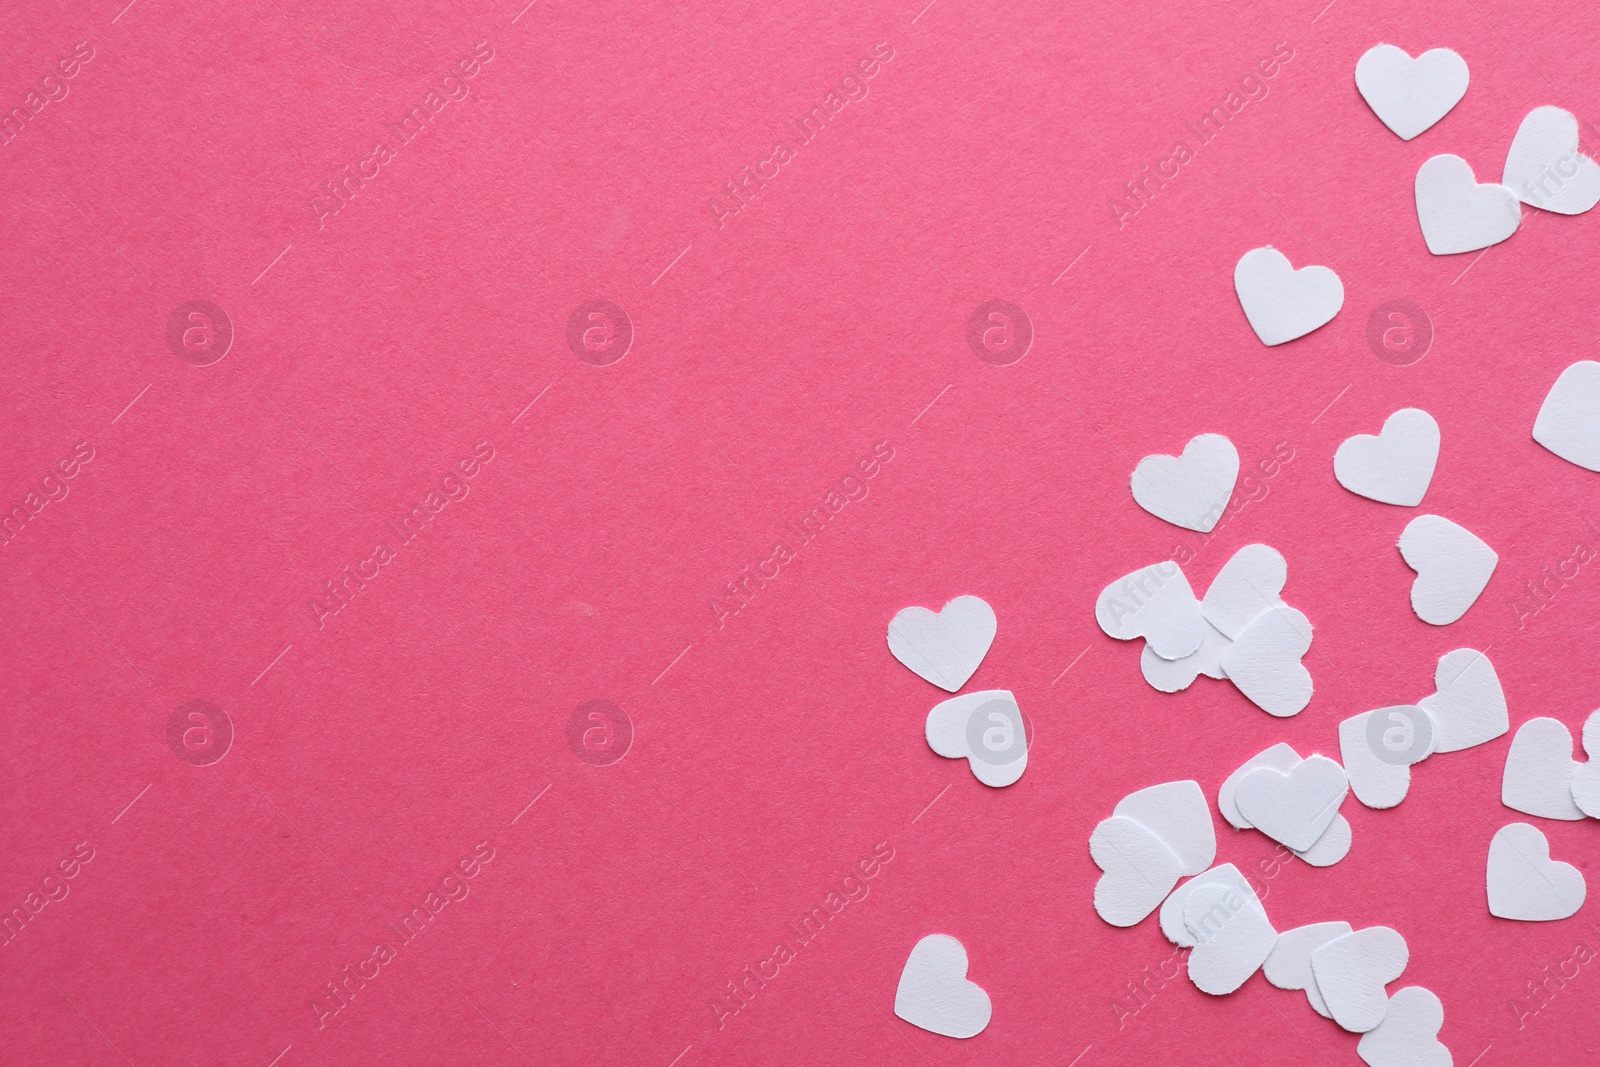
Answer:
1234;756;1347;852
894;934;992;1038
1502;717;1584;820
1217;604;1314;717
1217;743;1301;830
887;595;996;692
1131;434;1240;533
1095;562;1204;660
1311;926;1409;1033
1264;922;1352;1018
1356;987;1452;1067
1355;44;1469;140
1182;882;1278;995
1340;709;1429;810
924;690;1027;788
1090;816;1185;927
1202;543;1288;640
1415;154;1520;255
1234;247;1344;346
1533;360;1600;472
1417;648;1508;753
1398;515;1497;626
1503;106;1600;215
1333;408;1440;507
1487;822;1586;921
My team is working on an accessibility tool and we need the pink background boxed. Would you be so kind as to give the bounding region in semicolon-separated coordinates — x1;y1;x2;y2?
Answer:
3;0;1598;1063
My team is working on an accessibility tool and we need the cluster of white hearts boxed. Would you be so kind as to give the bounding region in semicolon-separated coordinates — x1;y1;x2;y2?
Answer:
1089;782;1448;1064
1233;44;1597;350
1097;544;1313;716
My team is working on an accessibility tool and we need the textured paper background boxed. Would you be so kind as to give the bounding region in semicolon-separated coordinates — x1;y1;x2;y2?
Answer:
2;0;1598;1064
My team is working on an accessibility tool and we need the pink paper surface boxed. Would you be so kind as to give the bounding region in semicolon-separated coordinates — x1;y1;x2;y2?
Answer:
3;0;1598;1063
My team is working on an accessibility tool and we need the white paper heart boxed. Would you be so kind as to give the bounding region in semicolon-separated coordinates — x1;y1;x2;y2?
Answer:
1218;604;1314;717
1218;743;1301;830
1398;515;1497;625
1090;815;1185;927
924;690;1027;788
1503;106;1600;215
1159;864;1266;948
1293;812;1353;867
1131;434;1239;533
1312;926;1409;1033
1357;987;1451;1067
1533;360;1600;471
1264;921;1353;1018
1095;562;1204;661
1334;408;1440;507
1341;709;1427;810
1417;648;1508;753
1502;717;1584;820
1354;44;1469;140
888;595;996;692
1202;543;1288;640
1140;619;1230;693
1487;822;1586;921
894;934;992;1038
1572;711;1600;818
1234;247;1344;346
1182;882;1278;995
1415;154;1520;255
1113;780;1216;876
1235;756;1348;852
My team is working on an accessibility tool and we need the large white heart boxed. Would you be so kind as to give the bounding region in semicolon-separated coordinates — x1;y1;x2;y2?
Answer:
1487;822;1587;921
1503;106;1600;215
1095;562;1204;660
1182;882;1278;995
1417;648;1508;753
894;934;992;1038
1533;360;1600;471
1415;154;1521;255
1233;247;1344;346
1234;755;1347;852
924;690;1027;788
887;595;996;692
1264;921;1353;1018
1354;44;1469;140
1218;604;1314;717
1333;408;1440;507
1398;515;1497;626
1356;987;1452;1067
1311;926;1409;1033
1502;717;1584;820
1130;433;1239;533
1090;815;1185;927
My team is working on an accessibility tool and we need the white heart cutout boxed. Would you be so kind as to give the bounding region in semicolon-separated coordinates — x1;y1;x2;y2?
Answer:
1503;105;1600;215
1502;717;1584;820
1415;154;1520;255
894;934;992;1038
1131;434;1239;533
1202;543;1288;639
1311;926;1409;1033
1417;648;1508;752
1234;247;1344;346
1218;743;1301;830
1357;987;1452;1067
1334;408;1440;506
1487;822;1586;921
1355;44;1469;140
1398;515;1497;625
1234;755;1348;852
1264;921;1353;1018
888;595;996;692
1090;816;1185;927
1218;604;1314;717
1533;360;1600;471
1140;619;1230;693
1095;562;1204;660
1340;708;1431;810
1182;882;1278;995
1159;863;1266;948
1571;710;1600;818
1113;780;1216;875
924;690;1027;788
